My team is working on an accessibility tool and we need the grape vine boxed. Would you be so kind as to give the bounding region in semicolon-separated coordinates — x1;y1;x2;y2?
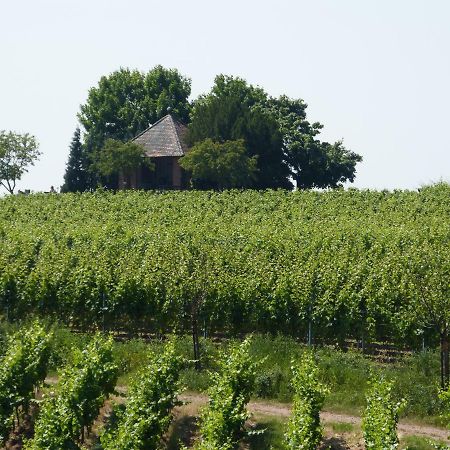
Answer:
284;352;328;450
195;337;257;449
362;374;405;450
0;321;51;445
101;340;183;450
27;333;118;450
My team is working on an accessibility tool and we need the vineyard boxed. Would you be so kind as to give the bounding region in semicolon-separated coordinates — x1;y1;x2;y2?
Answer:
3;324;448;449
0;185;449;447
1;186;449;342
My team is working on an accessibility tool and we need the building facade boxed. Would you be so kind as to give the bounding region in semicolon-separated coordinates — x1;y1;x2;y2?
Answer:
119;114;189;190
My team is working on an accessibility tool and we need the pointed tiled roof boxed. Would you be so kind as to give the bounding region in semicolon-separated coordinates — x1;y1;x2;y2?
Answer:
132;114;188;157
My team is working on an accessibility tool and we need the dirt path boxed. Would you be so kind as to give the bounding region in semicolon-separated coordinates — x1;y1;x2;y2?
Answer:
44;378;450;443
180;393;450;442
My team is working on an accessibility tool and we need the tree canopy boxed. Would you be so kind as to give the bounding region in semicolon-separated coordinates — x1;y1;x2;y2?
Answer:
79;66;191;150
179;139;257;189
67;66;191;191
265;95;362;188
64;68;362;192
91;138;153;182
188;76;292;189
188;75;362;190
0;131;40;194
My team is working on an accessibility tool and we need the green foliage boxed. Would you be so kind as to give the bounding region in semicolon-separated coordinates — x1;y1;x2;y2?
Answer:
195;337;257;449
77;65;191;188
188;76;292;189
330;421;354;433
179;138;257;189
401;238;450;387
27;334;118;450
243;416;287;450
79;66;191;149
284;352;328;450
264;95;362;189
439;385;450;431
0;186;449;358
401;435;450;450
0;321;51;445
61;128;88;193
362;374;405;450
90;138;154;184
0;130;40;194
44;331;444;422
188;74;362;190
101;341;183;450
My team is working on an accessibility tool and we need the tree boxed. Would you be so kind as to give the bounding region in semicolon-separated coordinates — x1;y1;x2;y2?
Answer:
79;66;191;150
189;76;292;189
188;75;362;190
61;128;88;193
77;66;191;188
91;139;154;187
0;131;40;194
402;240;450;388
179;139;257;189
264;95;362;189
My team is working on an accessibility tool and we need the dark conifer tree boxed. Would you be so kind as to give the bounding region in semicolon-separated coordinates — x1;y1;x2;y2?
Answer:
61;127;88;192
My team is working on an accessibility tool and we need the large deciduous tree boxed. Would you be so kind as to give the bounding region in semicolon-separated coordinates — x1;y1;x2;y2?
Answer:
74;66;191;188
188;76;292;189
0;131;40;194
264;95;362;189
188;75;362;190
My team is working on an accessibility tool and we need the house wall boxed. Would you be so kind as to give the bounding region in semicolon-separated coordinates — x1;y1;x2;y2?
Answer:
119;156;186;190
118;170;140;190
172;157;182;188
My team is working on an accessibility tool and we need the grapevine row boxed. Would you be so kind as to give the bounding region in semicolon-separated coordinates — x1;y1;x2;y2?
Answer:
27;334;118;449
0;322;51;445
0;187;448;343
101;341;183;450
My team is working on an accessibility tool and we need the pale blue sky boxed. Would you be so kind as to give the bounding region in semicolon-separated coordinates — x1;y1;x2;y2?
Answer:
1;0;449;192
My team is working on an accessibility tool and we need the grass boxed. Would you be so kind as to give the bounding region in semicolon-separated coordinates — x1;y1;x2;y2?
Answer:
40;327;447;427
400;435;450;449
330;422;355;433
243;415;287;449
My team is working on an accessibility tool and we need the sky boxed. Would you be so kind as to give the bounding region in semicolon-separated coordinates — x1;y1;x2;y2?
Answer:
1;0;449;192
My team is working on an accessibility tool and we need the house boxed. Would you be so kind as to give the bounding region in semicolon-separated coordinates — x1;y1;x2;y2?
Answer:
118;114;190;190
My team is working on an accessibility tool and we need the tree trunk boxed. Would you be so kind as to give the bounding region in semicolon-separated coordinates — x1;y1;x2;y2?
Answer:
440;332;449;389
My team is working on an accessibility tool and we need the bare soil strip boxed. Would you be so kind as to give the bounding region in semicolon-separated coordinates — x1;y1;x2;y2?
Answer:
43;379;450;443
181;393;450;442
